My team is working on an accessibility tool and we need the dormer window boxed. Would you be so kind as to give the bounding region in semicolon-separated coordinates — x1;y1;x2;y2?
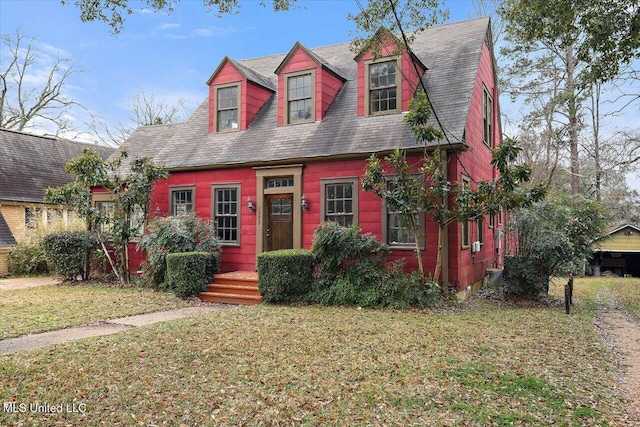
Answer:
216;84;240;132
286;71;314;124
366;58;401;115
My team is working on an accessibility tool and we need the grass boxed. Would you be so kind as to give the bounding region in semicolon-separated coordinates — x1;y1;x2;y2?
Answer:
1;277;637;425
0;283;195;339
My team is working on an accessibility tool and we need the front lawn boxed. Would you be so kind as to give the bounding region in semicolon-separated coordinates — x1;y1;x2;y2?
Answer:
1;278;635;425
0;283;195;339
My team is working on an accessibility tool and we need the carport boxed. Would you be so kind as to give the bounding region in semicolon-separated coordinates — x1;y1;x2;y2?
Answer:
590;224;640;278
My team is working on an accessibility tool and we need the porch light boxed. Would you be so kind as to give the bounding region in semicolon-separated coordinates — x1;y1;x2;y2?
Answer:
247;196;256;212
301;194;309;211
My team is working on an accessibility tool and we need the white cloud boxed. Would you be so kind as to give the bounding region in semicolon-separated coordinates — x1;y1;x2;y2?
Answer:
192;28;212;37
156;22;181;31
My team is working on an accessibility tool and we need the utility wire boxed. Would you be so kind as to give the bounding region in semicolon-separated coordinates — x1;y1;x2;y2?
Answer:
354;0;484;183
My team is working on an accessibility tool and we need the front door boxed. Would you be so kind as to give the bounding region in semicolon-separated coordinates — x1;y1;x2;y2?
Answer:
266;194;294;251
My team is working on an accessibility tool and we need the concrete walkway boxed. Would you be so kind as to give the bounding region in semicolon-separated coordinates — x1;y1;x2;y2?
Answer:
0;305;230;355
0;276;61;291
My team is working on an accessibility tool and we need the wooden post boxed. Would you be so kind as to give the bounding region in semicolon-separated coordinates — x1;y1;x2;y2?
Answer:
568;274;574;306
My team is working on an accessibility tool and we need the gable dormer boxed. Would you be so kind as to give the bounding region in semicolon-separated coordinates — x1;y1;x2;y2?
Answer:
206;56;275;133
275;42;346;126
355;28;426;117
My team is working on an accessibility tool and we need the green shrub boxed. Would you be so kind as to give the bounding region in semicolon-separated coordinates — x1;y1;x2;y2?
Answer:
503;197;603;299
312;222;389;278
7;244;49;276
44;231;97;280
166;251;220;298
308;261;441;308
257;249;315;303
309;222;441;308
137;214;221;289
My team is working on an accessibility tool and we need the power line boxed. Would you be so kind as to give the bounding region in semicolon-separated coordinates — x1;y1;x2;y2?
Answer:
354;0;485;183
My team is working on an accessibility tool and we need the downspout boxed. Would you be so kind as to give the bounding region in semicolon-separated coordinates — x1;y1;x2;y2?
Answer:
441;148;449;287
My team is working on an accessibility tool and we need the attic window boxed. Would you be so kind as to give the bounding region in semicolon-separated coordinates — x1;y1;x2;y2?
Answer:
216;84;239;131
286;70;314;124
482;85;493;147
367;59;399;114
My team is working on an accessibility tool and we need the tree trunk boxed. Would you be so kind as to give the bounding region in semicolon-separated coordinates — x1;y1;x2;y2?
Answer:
591;82;602;202
565;45;581;196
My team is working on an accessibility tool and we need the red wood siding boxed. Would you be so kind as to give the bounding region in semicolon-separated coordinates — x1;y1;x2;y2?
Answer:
277;46;343;125
317;68;343;118
148;168;258;272
208;60;273;133
208;61;242;133
356;36;424;116
245;81;273;128
401;54;425;111
447;40;501;289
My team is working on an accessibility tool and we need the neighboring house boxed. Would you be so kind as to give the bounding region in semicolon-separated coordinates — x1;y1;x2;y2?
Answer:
0;128;114;276
106;17;503;292
590;224;640;278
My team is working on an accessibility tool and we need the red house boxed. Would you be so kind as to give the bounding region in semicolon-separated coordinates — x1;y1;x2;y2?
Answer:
106;17;503;300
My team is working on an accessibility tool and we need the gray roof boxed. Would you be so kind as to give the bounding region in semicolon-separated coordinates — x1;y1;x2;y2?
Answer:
0;128;115;203
0;211;16;247
117;17;491;172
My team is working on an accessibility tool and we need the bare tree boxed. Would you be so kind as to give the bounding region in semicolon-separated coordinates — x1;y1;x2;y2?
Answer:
0;30;83;134
89;90;192;146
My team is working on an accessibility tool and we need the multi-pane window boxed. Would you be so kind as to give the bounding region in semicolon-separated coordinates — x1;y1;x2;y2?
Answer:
93;200;144;236
387;210;417;245
95;201;115;233
24;207;42;228
477;217;484;245
217;85;239;131
384;179;424;247
129;204;145;237
369;61;397;114
267;177;294;188
483;86;493;147
324;181;355;226
47;209;63;225
213;185;239;244
287;73;312;123
170;188;194;216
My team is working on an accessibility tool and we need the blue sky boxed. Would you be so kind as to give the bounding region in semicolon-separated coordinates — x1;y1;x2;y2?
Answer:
0;0;480;140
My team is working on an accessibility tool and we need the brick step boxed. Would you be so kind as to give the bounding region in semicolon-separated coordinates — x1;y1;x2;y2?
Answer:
199;291;263;305
199;271;261;305
205;283;261;297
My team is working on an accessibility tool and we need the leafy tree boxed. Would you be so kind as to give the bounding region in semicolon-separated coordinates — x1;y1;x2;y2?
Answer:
363;92;546;283
0;30;82;134
63;0;298;34
45;148;168;284
348;0;448;55
136;214;221;289
501;0;640;196
504;195;605;298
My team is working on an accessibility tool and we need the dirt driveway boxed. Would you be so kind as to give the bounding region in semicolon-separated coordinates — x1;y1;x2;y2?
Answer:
0;276;60;291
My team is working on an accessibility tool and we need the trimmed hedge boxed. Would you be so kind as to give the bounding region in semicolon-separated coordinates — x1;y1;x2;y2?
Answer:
257;249;315;303
166;251;220;298
43;231;96;280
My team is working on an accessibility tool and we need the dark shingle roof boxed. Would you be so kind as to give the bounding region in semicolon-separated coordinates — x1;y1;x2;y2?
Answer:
116;17;491;172
0;211;16;247
0;128;115;203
